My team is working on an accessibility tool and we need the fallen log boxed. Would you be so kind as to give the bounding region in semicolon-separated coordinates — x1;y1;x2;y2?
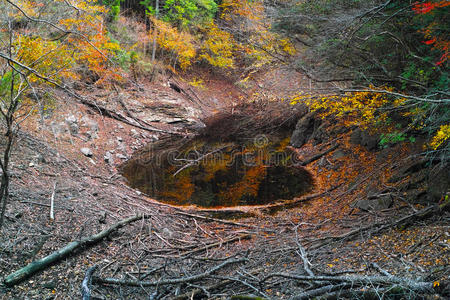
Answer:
173;278;233;300
263;273;436;293
173;268;265;300
174;211;260;229
179;234;252;258
293;283;351;300
300;144;339;166
4;215;147;287
92;257;247;287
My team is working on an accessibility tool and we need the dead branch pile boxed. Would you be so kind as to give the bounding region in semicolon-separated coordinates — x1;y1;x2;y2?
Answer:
3;199;448;299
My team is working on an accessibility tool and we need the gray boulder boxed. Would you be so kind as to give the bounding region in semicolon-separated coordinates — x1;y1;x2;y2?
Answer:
116;153;127;160
290;112;320;148
65;115;79;135
355;196;393;211
104;151;113;163
80;148;93;157
350;128;379;150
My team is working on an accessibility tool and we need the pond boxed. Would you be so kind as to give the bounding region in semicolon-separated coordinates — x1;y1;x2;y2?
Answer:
120;130;315;208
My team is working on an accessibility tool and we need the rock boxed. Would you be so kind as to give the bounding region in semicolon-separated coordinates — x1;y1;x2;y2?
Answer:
130;129;139;138
332;149;346;159
85;131;98;140
116;153;127;160
116;143;126;153
310;123;328;145
350;128;379;150
425;167;450;203
36;154;46;163
117;136;123;142
50;121;68;136
81;116;99;133
118;124;124;129
65;115;77;125
80;147;93;157
65;115;79;135
355;196;393;211
144;134;159;141
104;151;113;163
68;123;79;135
290;112;319;148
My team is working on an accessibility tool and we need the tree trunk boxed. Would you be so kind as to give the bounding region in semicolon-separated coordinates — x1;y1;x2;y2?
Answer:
0;173;9;230
4;215;145;286
151;0;159;62
0;133;13;231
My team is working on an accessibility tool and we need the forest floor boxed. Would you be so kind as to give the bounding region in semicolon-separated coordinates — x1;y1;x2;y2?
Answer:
0;66;449;299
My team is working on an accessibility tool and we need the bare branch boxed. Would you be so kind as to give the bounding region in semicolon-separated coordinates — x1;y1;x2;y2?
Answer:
93;258;247;287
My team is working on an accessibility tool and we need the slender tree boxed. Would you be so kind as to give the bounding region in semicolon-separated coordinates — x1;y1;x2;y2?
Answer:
0;0;120;229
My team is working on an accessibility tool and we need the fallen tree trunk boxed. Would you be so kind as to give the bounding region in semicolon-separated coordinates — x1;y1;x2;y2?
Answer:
300;144;339;166
92;257;247;287
4;215;146;287
293;283;351;300
264;273;436;293
178;234;252;257
175;211;260;229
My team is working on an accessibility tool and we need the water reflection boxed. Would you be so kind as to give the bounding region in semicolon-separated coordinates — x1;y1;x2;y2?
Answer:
121;134;314;207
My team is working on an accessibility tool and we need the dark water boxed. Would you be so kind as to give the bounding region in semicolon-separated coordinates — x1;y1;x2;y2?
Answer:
121;133;314;208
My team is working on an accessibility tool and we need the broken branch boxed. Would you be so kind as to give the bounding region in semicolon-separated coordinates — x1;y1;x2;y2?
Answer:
4;215;147;286
92;257;247;287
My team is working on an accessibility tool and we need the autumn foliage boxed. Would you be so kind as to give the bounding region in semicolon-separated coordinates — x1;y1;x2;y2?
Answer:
3;0;124;87
412;1;450;66
148;16;196;70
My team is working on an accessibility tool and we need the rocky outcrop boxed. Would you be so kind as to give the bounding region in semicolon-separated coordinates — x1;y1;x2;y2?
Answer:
350;128;379;150
290;112;322;148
